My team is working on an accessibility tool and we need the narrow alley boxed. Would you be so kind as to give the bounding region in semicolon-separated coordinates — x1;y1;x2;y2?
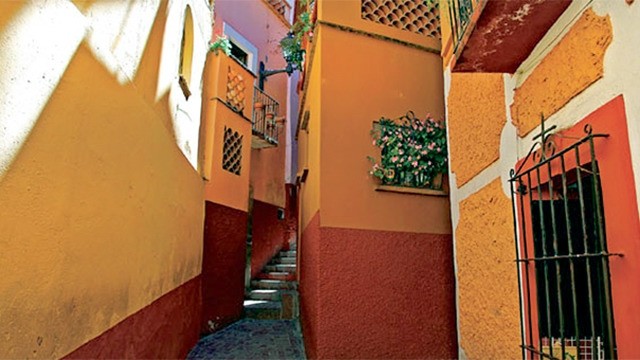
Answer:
1;0;640;359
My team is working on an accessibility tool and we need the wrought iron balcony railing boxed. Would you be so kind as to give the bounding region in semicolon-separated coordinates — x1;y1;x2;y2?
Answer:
448;0;475;53
252;87;279;148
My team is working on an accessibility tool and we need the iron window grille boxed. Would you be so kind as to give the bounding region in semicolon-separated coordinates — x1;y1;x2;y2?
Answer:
222;126;243;175
509;119;621;360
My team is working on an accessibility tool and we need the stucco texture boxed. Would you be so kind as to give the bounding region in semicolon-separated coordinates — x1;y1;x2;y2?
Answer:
0;2;205;358
250;200;288;278
317;26;450;234
213;0;290;209
511;8;613;136
64;277;201;359
201;201;248;334
300;221;457;359
455;178;520;359
447;73;506;187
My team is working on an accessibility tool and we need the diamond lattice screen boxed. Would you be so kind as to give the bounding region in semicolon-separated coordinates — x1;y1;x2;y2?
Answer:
222;127;243;175
226;66;246;113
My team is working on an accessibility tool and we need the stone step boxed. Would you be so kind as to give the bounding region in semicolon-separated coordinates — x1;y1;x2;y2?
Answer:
280;250;297;258
246;289;281;301
251;279;297;290
264;264;296;273
242;291;299;320
256;271;296;281
243;300;282;320
270;256;296;265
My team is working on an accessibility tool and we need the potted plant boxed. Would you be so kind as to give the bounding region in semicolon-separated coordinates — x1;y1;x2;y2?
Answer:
368;112;448;190
209;34;231;55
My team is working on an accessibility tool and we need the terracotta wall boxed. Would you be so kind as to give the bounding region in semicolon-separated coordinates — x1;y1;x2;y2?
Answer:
443;2;640;358
309;226;457;359
250;200;288;277
201;201;247;334
213;0;291;209
0;1;210;358
297;5;455;357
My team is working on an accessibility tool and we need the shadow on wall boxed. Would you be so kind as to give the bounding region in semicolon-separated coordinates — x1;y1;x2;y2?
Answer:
0;1;206;358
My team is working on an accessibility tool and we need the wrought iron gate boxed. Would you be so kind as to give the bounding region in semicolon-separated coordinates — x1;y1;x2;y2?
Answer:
509;121;620;360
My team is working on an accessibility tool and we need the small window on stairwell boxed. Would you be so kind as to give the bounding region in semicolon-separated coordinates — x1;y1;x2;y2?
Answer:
229;42;249;67
222;23;258;73
179;6;194;99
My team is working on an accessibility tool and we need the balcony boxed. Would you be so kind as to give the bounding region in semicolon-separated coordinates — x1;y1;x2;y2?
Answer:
252;87;279;149
444;0;571;73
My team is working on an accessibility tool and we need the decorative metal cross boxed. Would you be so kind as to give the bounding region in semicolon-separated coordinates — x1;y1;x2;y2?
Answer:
532;113;557;163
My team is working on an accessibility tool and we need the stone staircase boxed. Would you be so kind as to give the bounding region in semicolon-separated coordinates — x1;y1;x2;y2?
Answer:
243;244;299;320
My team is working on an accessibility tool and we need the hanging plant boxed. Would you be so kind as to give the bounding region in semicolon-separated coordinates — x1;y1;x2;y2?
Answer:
368;111;448;189
209;34;232;56
279;0;313;70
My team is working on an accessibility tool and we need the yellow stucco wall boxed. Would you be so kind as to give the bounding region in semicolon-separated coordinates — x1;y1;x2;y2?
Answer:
0;1;208;358
456;178;520;359
511;8;612;136
447;73;506;187
299;26;323;231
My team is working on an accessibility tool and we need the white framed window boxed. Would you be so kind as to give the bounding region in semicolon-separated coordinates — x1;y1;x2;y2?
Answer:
222;23;258;74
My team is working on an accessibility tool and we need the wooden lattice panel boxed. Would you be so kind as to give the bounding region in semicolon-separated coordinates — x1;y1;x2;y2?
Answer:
222;126;243;175
267;0;287;16
226;66;246;113
361;0;441;38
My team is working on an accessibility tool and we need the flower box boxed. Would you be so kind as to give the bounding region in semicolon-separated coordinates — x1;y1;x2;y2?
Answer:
368;111;448;190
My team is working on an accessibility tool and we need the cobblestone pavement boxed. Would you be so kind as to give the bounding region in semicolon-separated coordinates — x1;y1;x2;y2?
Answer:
187;319;306;360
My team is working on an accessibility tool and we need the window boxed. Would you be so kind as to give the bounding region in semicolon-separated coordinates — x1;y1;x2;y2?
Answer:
179;6;194;99
222;23;258;73
510;124;617;360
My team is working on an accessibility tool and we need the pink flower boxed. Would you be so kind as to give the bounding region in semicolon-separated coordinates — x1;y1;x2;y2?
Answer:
412;161;418;167
421;150;428;155
408;156;412;161
391;156;399;163
399;150;404;155
428;143;435;150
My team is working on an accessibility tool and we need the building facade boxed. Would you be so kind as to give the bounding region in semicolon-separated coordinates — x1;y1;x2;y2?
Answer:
295;0;457;358
0;0;212;358
441;0;640;358
199;0;301;333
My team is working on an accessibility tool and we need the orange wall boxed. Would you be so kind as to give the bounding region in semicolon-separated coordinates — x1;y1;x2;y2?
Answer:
317;25;450;234
456;179;520;359
447;73;505;187
319;0;441;52
202;52;254;212
511;9;612;136
298;26;323;232
213;0;291;208
0;2;205;357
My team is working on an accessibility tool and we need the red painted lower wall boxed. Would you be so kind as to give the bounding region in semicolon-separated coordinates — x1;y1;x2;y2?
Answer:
250;186;298;278
251;200;287;278
299;211;457;359
201;201;247;334
299;211;321;359
64;276;201;359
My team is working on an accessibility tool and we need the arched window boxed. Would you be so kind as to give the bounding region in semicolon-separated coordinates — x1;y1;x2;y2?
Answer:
179;5;194;99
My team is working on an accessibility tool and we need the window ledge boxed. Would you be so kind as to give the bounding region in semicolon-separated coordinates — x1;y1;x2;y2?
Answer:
375;185;448;197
